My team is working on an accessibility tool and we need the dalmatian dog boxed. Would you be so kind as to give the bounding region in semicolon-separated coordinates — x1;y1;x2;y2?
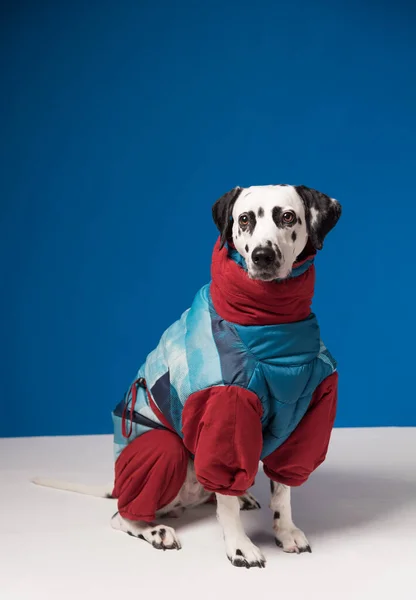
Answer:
33;184;341;568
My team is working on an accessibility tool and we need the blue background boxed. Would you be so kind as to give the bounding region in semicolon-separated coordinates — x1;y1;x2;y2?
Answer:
1;0;415;438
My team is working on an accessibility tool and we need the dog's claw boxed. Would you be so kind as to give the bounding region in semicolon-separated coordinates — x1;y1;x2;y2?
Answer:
229;556;265;569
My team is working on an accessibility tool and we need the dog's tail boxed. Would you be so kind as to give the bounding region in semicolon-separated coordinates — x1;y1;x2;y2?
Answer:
31;477;114;498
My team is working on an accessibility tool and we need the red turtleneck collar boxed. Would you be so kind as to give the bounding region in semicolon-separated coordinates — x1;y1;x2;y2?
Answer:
210;239;316;326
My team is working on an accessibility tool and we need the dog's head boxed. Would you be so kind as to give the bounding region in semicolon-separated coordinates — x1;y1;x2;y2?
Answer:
212;184;341;281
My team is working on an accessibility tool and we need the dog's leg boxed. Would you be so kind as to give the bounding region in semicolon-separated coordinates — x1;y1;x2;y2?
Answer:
269;480;311;553
216;493;266;568
111;512;181;550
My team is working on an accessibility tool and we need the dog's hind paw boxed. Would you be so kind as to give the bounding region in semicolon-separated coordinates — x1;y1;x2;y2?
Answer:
239;492;261;511
111;512;181;550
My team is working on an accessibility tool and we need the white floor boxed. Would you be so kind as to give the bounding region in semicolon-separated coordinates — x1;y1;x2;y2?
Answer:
1;429;415;600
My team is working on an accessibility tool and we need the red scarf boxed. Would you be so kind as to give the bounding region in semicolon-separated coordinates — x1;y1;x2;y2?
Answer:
210;239;316;326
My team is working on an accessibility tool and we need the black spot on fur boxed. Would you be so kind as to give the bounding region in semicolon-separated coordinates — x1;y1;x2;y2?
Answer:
298;217;302;225
275;538;284;548
151;530;157;536
292;231;297;242
238;228;241;236
275;245;282;260
272;207;284;228
274;511;280;520
257;207;264;218
246;210;257;234
241;498;260;510
105;493;113;499
267;240;272;247
127;531;144;540
270;480;275;493
245;245;249;253
236;549;243;556
159;528;166;540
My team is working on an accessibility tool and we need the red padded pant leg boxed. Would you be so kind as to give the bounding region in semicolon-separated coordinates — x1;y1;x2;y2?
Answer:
112;429;189;522
263;371;338;487
182;385;263;496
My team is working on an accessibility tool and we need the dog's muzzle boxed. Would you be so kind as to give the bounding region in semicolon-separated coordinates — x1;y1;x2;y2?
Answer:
250;246;281;280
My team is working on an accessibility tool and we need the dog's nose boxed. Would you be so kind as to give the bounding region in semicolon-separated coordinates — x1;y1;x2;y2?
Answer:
251;246;276;268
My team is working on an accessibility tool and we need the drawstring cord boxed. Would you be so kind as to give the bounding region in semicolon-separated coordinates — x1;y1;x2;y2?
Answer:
121;377;147;439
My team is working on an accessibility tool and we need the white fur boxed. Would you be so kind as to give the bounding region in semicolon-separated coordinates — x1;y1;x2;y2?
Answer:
232;185;308;280
270;482;311;553
309;205;319;226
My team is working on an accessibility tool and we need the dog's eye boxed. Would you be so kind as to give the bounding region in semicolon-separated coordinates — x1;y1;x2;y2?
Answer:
282;211;296;225
239;214;249;227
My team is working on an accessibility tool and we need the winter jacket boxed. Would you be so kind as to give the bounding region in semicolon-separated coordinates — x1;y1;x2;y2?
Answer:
112;240;338;493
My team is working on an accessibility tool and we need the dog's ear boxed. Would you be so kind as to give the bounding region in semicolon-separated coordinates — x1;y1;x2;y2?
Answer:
294;185;341;250
212;186;243;249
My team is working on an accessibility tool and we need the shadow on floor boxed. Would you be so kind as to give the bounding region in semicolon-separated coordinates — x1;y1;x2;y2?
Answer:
249;468;416;547
167;467;416;547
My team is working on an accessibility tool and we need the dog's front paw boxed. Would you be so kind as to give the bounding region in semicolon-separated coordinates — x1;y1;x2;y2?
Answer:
274;526;311;554
226;536;266;568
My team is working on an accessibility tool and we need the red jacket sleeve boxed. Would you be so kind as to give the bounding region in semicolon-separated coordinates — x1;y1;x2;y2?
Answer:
182;385;263;496
263;371;338;487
